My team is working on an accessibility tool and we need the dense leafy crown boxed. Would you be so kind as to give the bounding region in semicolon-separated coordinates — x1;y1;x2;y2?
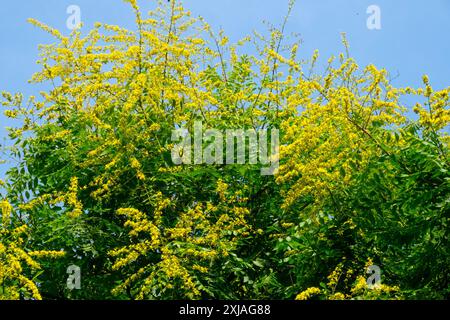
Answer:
1;0;449;300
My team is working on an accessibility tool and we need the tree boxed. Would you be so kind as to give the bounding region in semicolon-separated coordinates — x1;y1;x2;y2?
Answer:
1;0;448;300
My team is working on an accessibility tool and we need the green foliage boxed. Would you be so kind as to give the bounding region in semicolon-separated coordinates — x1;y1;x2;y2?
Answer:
0;0;448;300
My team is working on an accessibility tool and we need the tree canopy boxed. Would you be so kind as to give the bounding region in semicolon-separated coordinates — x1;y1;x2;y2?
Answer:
1;0;449;300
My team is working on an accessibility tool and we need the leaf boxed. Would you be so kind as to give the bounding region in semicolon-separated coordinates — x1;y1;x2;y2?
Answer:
253;259;265;268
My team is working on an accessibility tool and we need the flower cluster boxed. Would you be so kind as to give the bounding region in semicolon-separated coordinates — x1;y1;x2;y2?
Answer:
0;201;64;300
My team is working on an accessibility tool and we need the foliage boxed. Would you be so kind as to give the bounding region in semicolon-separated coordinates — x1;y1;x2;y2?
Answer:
0;201;64;300
0;0;448;300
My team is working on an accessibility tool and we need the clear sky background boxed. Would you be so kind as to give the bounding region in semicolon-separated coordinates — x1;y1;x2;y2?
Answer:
0;0;449;177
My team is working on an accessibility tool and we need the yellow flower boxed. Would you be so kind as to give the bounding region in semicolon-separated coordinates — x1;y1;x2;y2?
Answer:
295;287;321;300
0;200;12;226
329;292;346;300
351;276;368;295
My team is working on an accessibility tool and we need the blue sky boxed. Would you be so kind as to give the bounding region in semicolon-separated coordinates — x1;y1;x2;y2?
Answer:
0;0;449;177
1;0;449;94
